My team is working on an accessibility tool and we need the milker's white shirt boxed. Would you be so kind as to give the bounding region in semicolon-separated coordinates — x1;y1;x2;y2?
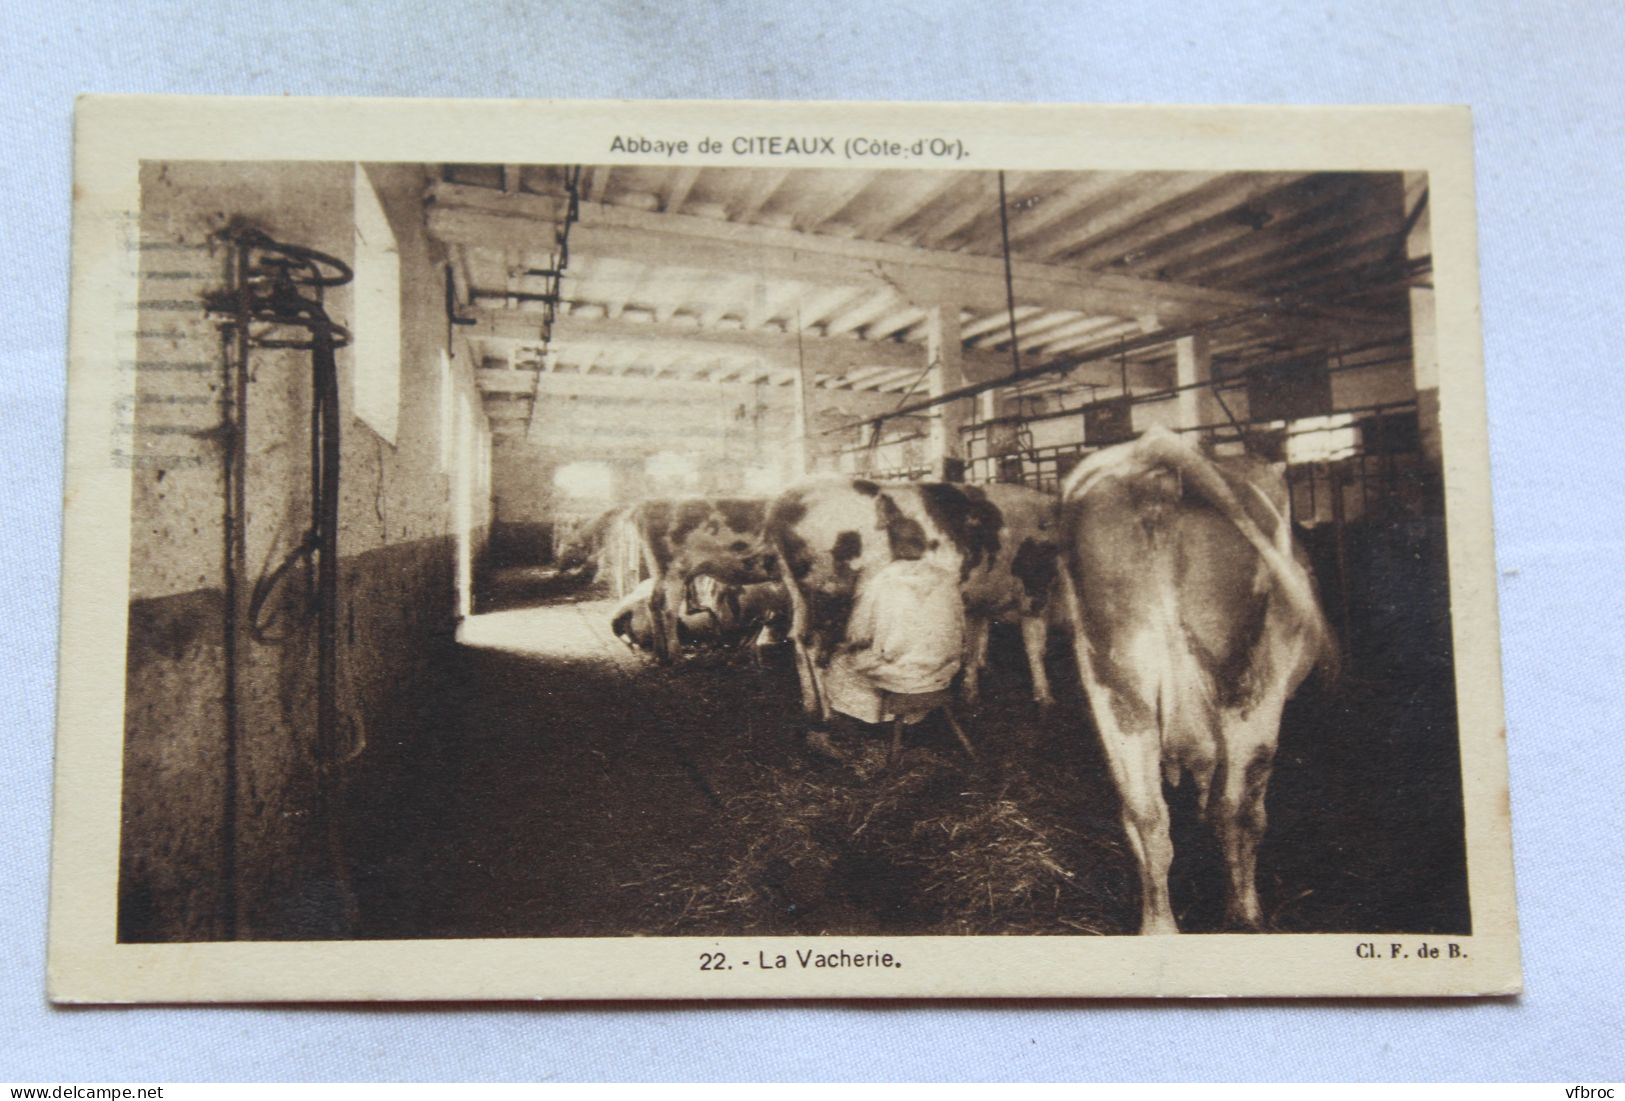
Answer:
839;558;966;696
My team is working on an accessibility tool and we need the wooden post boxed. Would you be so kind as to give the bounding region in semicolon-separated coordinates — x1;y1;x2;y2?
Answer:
791;347;817;477
1175;333;1214;432
927;301;966;480
977;388;1005;483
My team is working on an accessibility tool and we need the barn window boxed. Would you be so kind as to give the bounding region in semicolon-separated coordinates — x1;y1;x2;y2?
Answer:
741;466;781;495
645;450;698;488
352;164;401;445
555;461;614;499
1285;412;1359;465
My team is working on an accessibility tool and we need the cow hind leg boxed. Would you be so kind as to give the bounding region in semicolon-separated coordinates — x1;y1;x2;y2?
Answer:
1077;662;1178;933
1099;717;1179;934
961;616;991;706
1212;697;1286;930
1112;725;1178;934
1019;615;1056;711
1060;572;1177;934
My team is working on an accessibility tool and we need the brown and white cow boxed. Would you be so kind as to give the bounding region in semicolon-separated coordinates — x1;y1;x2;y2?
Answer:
610;575;789;656
625;497;779;663
555;505;627;575
765;477;1062;720
1058;427;1334;934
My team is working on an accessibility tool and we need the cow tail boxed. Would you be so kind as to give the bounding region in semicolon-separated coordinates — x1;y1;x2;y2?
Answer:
1184;448;1329;659
1080;428;1332;654
1174;440;1326;647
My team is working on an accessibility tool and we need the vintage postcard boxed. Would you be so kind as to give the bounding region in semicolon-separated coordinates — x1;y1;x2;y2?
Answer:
49;96;1519;1001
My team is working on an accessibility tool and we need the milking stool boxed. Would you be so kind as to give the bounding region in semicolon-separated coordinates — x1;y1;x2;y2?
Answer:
881;688;976;768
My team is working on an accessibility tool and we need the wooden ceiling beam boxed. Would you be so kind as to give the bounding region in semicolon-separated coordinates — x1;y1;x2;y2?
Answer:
729;168;791;223
1033;172;1221;262
467;308;1017;383
749;280;803;330
581;166;612;204
1060;172;1310;269
1024;314;1137;354
961;304;1044;341
791;170;878;232
828;364;904;391
1157;176;1387;283
999;173;1135;248
1122;173;1369;277
857;170;972;241
697;276;744;329
660;166;702;214
1036;318;1148;357
919;169;1049;253
907;173;998;249
869;366;933;393
1200;202;1404;291
795;285;866;331
823;291;902;338
978;309;1096;350
428;180;1392;337
603;263;644;320
862;304;927;342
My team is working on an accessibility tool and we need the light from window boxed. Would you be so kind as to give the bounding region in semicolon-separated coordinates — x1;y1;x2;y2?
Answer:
555;461;615;499
742;465;780;495
352;165;401;444
645;450;698;487
1285;412;1359;464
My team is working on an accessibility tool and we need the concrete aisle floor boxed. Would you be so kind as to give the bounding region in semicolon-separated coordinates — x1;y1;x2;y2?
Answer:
345;591;809;938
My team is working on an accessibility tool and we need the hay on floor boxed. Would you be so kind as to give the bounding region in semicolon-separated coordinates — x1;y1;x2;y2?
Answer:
631;732;1130;935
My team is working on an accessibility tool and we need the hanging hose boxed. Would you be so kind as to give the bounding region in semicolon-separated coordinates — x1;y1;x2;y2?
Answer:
205;223;354;935
208;225;352;763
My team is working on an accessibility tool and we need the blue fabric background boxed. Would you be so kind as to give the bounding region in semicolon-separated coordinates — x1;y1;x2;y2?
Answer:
5;0;1622;1082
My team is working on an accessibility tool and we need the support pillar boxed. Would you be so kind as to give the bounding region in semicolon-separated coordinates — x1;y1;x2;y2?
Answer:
1175;332;1216;431
927;301;967;480
791;348;817;478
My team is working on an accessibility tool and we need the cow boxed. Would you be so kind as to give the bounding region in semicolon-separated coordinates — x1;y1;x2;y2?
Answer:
1057;427;1334;934
610;576;789;657
625;497;779;663
555;506;627;575
609;578;661;650
765;477;1062;722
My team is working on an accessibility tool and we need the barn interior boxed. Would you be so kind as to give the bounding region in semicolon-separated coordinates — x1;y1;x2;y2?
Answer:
120;161;1467;941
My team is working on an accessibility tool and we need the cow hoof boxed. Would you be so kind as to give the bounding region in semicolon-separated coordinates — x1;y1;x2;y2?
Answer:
1140;916;1181;936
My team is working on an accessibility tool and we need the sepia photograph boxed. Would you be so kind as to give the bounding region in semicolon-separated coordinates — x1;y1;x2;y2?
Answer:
50;98;1518;1001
